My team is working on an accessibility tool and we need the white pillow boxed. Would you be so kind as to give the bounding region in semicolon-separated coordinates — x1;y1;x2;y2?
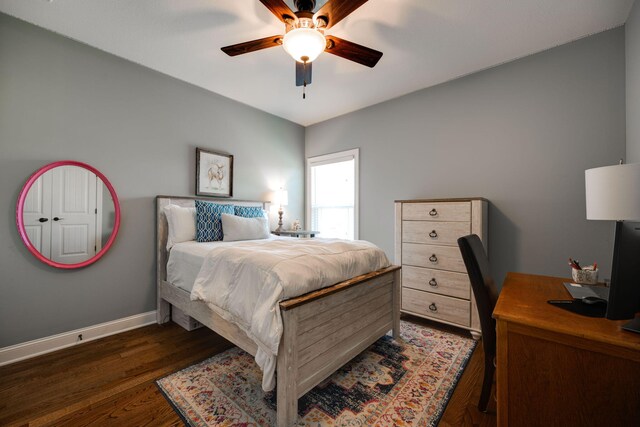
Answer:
221;213;270;242
163;204;196;249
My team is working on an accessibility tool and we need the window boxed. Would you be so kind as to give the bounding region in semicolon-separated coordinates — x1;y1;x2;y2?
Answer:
306;149;359;240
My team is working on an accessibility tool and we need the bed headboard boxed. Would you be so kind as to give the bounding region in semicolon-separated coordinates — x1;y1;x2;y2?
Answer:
156;195;268;283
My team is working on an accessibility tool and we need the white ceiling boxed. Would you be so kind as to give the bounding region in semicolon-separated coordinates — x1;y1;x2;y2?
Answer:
0;0;635;126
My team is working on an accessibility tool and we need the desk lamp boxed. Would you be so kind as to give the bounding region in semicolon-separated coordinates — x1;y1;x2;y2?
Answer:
585;161;640;332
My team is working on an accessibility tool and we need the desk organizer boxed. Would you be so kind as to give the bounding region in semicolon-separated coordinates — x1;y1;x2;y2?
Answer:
571;267;598;285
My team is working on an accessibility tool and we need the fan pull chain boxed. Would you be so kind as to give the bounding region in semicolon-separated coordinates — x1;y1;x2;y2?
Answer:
302;60;308;99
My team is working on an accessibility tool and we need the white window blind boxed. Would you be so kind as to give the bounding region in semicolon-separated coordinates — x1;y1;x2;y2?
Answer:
306;149;359;240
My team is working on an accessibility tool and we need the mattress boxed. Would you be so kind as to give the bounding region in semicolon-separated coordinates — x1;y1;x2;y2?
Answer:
166;236;289;292
190;237;391;391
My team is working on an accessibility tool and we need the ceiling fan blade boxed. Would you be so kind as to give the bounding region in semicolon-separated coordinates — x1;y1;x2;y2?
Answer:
221;35;283;56
324;35;382;68
314;0;370;30
296;61;312;87
259;0;297;24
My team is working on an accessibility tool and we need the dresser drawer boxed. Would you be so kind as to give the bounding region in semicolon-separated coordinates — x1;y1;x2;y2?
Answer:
402;202;471;222
402;221;471;246
402;243;466;273
402;288;470;327
402;266;471;299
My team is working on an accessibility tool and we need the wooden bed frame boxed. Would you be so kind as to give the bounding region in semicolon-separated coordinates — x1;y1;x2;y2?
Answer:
156;195;401;426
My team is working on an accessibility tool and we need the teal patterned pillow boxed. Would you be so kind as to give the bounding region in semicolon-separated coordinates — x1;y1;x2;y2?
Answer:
235;205;266;218
195;200;234;242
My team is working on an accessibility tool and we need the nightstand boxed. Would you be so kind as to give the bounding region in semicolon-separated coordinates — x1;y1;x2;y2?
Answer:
272;230;319;238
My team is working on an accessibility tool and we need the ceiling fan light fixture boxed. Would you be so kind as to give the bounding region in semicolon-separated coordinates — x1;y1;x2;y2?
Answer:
282;27;326;63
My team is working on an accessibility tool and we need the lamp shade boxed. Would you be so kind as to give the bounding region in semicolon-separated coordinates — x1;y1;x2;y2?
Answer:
585;162;640;220
276;189;289;207
282;28;326;63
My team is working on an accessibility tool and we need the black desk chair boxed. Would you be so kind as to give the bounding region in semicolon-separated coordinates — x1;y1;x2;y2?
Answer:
457;234;499;412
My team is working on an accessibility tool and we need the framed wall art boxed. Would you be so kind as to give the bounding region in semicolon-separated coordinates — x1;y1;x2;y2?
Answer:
196;148;233;197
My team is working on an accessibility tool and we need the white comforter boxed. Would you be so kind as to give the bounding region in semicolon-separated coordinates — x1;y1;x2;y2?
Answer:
190;237;390;391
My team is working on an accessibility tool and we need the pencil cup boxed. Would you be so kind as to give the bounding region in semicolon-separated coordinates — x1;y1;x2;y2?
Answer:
571;268;598;285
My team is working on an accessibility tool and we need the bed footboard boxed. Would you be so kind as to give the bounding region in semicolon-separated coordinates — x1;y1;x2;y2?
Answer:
276;266;401;427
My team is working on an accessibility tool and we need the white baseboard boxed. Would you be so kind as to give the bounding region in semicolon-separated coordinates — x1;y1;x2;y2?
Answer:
0;311;157;366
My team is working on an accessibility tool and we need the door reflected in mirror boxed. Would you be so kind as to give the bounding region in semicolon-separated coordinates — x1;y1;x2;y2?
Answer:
17;161;120;269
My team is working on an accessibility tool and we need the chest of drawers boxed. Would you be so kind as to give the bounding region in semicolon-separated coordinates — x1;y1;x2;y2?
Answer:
394;198;488;339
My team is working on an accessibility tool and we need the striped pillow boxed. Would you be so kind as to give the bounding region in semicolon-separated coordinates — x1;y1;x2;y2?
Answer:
195;200;234;242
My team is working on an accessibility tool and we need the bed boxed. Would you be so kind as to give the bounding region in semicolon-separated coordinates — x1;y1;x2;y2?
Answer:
156;195;401;426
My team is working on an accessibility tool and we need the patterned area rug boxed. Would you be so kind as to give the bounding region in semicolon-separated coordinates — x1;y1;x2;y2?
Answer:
157;321;476;426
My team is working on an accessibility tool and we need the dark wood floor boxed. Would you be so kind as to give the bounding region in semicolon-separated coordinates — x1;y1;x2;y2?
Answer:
0;316;496;426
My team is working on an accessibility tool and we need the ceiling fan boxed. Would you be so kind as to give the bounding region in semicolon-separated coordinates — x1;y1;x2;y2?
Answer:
221;0;383;98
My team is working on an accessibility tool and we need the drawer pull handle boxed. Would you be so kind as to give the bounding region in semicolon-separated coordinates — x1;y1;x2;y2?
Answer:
429;230;438;238
429;254;438;263
429;278;438;287
429;208;438;217
429;303;438;312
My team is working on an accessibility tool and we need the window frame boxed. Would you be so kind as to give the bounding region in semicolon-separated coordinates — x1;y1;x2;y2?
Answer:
305;148;360;240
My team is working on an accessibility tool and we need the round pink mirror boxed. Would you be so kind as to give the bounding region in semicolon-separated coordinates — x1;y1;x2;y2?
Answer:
16;161;121;269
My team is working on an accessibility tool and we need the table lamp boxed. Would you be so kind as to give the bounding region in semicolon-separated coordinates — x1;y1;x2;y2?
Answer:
585;161;640;332
274;188;289;233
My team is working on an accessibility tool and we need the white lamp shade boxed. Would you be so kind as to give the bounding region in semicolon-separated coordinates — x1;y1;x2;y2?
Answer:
282;28;326;63
585;162;640;220
276;189;289;207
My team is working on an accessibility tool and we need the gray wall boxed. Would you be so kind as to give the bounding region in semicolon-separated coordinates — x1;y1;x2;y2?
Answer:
628;0;640;162
0;13;305;347
306;28;626;287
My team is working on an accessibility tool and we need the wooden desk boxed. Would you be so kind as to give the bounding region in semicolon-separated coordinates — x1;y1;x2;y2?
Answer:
494;272;640;427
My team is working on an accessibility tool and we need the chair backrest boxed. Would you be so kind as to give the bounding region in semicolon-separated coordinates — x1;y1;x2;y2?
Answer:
457;234;498;352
